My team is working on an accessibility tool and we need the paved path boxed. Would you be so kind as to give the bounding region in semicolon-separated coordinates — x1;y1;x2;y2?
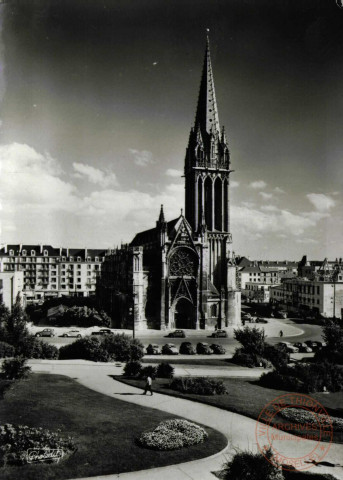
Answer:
29;360;343;480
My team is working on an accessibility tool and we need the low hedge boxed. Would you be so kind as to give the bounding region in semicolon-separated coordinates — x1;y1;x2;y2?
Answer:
138;419;208;450
156;362;174;379
170;377;228;395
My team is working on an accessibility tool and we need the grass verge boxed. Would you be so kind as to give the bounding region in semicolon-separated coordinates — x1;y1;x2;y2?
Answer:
0;374;227;480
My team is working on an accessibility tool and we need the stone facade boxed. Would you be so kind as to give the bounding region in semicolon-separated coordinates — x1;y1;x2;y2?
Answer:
97;37;241;330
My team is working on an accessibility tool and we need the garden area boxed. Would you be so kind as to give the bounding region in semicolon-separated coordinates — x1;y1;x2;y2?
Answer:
0;373;227;480
118;375;343;444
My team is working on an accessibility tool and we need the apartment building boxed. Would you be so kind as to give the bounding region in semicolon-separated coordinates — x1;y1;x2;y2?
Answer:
0;245;106;306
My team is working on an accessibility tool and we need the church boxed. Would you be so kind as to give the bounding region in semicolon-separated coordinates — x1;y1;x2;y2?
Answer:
97;37;241;330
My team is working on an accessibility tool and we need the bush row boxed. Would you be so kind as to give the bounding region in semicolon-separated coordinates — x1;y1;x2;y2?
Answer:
124;361;174;379
170;377;228;395
59;334;144;362
260;362;343;393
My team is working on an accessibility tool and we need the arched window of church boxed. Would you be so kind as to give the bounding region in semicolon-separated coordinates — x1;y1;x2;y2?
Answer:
197;177;203;228
224;178;229;232
204;176;213;229
214;177;222;231
211;304;217;317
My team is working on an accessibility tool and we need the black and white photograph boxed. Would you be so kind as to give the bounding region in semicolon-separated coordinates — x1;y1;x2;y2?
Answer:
0;1;342;479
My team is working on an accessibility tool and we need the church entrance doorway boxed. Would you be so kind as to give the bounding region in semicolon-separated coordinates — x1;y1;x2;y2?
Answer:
174;298;195;329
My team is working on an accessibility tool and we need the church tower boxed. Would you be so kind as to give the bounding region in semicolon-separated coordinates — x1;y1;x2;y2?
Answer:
184;35;241;326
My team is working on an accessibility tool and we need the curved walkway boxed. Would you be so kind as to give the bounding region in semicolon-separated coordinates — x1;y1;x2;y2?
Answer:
30;360;343;480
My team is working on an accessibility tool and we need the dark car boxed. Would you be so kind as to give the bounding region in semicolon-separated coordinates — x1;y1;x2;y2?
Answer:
162;343;179;355
211;329;228;338
275;311;287;319
304;341;324;351
179;342;196;355
196;342;213;355
146;344;161;355
210;343;226;354
293;342;312;353
35;328;55;337
276;342;299;353
256;317;268;324
168;330;186;338
99;329;113;335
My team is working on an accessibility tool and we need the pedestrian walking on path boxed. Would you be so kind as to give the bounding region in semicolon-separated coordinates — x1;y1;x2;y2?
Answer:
143;375;153;396
279;330;283;338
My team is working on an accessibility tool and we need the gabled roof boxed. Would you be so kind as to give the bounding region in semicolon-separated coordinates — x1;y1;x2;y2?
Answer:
130;218;179;247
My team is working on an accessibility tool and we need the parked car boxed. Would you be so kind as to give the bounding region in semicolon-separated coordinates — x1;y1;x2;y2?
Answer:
210;343;226;354
179;342;196;355
293;342;313;353
304;341;324;351
35;328;55;337
196;342;213;355
162;343;179;355
275;311;287;319
62;330;82;338
276;342;299;353
168;330;186;338
99;329;113;335
146;343;162;355
256;317;268;324
211;329;228;338
91;331;103;336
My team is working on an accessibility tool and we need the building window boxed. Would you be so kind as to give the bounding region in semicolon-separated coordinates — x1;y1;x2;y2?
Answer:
44;250;48;256
87;256;91;262
95;257;99;262
87;265;91;270
51;284;56;289
9;250;14;256
22;250;26;256
77;256;81;262
31;250;35;256
69;256;74;262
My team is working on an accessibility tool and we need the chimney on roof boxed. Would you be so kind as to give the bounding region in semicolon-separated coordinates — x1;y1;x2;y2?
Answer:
19;244;22;253
4;244;7;253
66;248;69;257
40;244;43;254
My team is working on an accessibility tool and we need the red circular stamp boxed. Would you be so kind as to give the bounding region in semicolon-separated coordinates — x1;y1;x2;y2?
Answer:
255;393;333;471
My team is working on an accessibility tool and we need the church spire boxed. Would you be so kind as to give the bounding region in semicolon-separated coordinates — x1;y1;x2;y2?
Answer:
158;204;165;223
194;34;220;136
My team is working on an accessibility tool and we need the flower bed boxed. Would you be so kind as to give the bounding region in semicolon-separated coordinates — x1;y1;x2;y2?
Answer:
279;408;343;431
170;377;228;395
138;419;208;450
0;423;76;466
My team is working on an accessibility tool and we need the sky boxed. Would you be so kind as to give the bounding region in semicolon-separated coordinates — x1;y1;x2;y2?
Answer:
0;0;342;260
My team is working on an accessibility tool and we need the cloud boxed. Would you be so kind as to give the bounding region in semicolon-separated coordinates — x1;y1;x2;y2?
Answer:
306;193;336;212
129;149;153;167
261;205;279;212
73;162;118;187
230;180;239;188
250;180;267;189
274;187;285;194
166;168;183;178
259;192;273;200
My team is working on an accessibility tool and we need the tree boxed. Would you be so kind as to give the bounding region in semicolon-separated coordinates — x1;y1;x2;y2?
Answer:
0;295;29;346
234;326;266;356
322;318;343;352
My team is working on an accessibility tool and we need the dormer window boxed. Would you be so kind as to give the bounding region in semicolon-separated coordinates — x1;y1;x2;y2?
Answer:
62;256;66;262
31;250;35;256
87;256;91;262
9;250;14;256
69;256;74;262
22;250;27;256
77;256;81;262
44;250;48;256
95;257;99;262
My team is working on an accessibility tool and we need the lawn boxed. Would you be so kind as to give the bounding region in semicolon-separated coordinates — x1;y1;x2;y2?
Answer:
0;374;227;480
117;376;343;444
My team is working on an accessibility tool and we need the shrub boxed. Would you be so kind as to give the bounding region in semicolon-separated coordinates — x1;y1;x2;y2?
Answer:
0;423;76;466
59;336;111;362
264;344;289;370
232;350;260;368
221;448;284;480
53;306;111;328
260;371;304;392
234;326;266;356
59;334;143;362
0;341;15;358
138;419;208;451
15;335;59;359
156;362;174;379
170;377;228;395
1;357;31;380
139;365;157;380
124;361;142;377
